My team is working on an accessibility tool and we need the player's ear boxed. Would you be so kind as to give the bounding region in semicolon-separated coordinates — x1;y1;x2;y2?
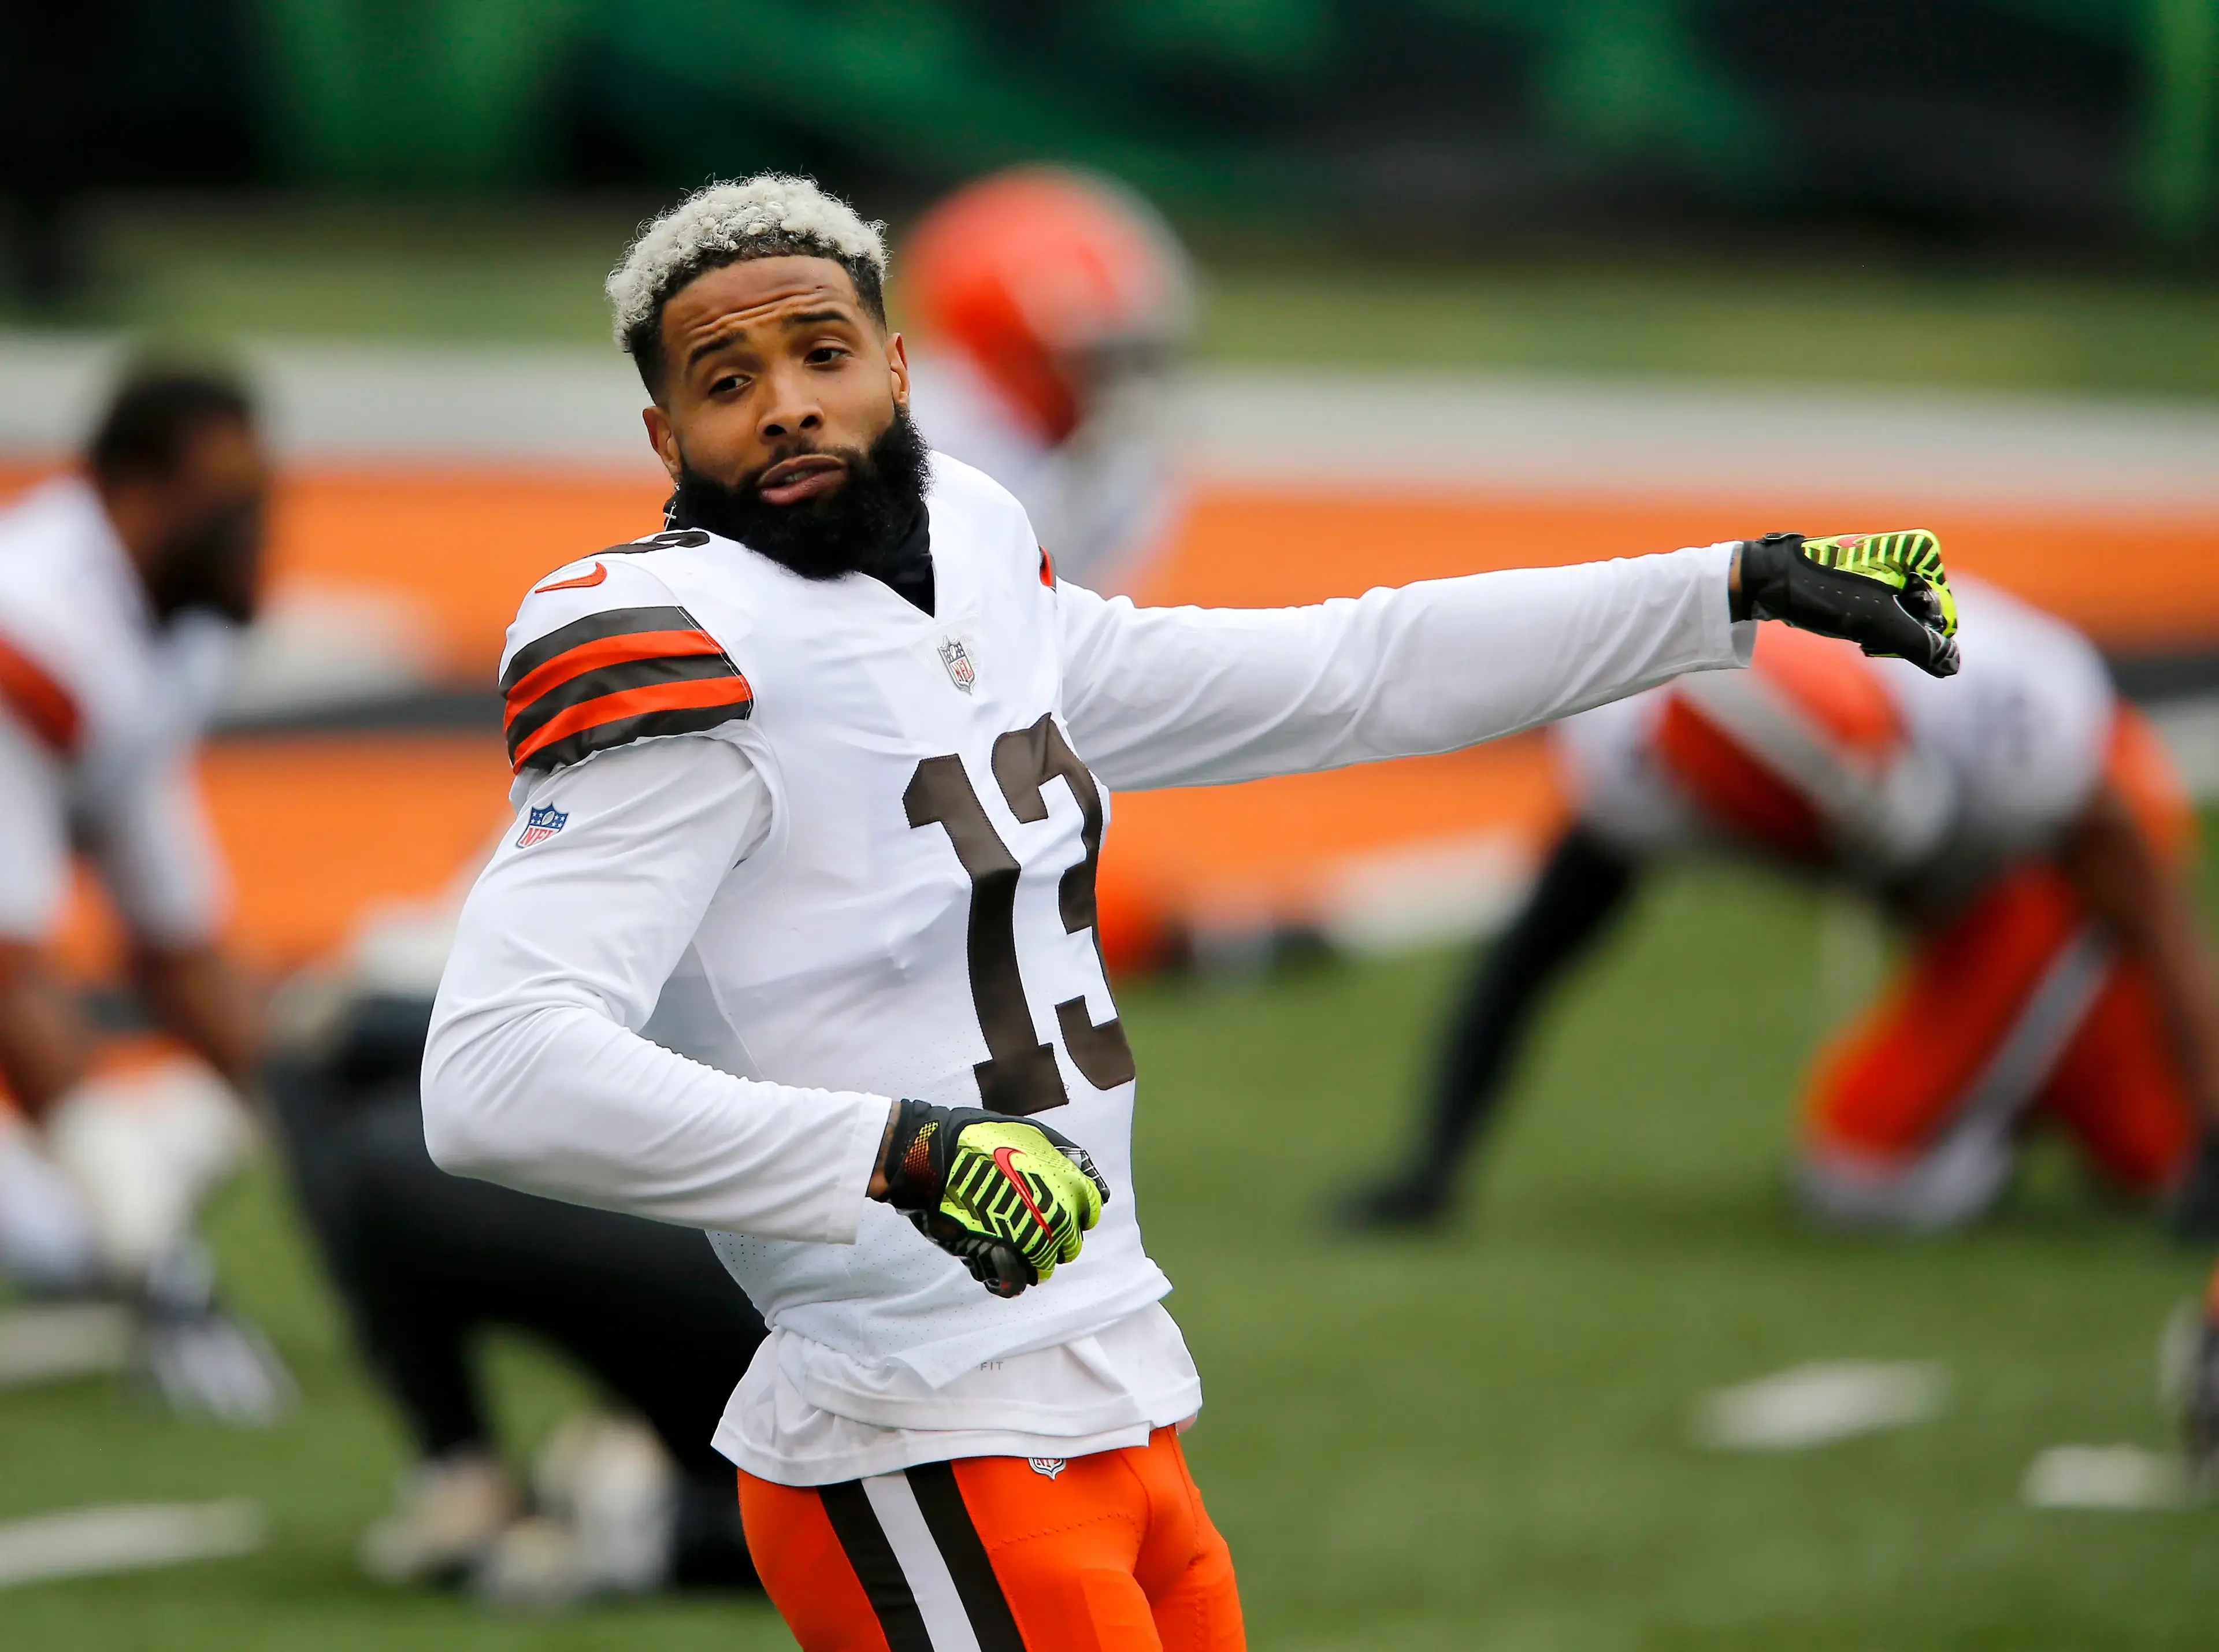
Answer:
643;405;683;484
886;332;911;412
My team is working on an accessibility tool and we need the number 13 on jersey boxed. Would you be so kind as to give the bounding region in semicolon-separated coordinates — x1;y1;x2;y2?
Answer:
904;713;1136;1116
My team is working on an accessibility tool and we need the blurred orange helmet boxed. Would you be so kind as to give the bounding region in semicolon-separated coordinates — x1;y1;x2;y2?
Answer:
1654;626;1913;865
904;167;1192;445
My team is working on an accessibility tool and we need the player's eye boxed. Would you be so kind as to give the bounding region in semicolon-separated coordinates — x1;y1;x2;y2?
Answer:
806;346;848;366
710;373;747;395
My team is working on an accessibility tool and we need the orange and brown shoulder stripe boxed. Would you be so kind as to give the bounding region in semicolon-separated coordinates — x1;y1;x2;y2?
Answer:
0;631;80;753
501;604;751;773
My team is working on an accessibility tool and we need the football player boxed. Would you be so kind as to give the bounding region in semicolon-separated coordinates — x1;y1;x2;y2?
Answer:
0;366;287;1421
420;176;1957;1650
902;166;1190;596
1342;580;2219;1235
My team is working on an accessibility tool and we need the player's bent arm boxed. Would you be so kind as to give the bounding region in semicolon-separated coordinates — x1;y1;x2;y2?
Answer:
132;946;260;1093
420;736;890;1243
92;756;261;1090
0;712;90;1116
2059;781;2219;1126
0;941;91;1119
1056;543;1753;791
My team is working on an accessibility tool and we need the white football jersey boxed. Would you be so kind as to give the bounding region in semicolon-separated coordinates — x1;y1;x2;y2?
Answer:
514;461;1165;1381
0;478;234;946
428;449;1749;1423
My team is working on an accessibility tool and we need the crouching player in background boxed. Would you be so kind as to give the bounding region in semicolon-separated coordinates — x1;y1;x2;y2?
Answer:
1345;575;2219;1235
0;367;288;1421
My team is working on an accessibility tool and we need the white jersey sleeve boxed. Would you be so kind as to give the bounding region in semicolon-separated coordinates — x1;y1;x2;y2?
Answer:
1877;577;2114;860
1054;541;1751;790
0;710;70;942
0;482;239;951
422;733;891;1239
497;548;758;788
1552;692;1706;859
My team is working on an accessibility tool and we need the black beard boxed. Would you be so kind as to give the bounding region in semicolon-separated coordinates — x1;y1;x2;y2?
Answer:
670;408;931;582
144;500;265;625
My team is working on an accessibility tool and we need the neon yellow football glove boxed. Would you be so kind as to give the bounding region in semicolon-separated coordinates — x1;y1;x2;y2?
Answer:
879;1102;1110;1298
1736;529;1959;677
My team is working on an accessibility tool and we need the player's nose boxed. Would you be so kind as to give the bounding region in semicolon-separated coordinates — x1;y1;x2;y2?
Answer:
756;366;825;443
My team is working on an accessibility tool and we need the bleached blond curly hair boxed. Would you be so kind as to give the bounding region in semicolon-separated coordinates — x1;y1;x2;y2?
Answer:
607;175;889;391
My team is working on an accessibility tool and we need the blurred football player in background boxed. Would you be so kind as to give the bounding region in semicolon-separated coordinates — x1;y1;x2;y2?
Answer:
1344;576;2219;1235
902;165;1193;597
0;366;288;1421
266;889;769;1606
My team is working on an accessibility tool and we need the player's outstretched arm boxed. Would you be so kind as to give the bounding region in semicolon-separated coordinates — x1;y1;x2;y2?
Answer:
1056;541;1749;792
871;1101;1111;1297
2058;781;2219;1235
1054;529;1956;795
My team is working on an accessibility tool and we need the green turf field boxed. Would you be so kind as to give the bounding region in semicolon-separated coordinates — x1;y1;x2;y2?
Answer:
4;854;2216;1649
25;202;2219;401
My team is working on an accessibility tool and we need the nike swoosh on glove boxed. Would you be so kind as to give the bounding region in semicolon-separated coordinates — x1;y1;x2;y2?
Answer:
879;1101;1111;1298
1737;530;1960;678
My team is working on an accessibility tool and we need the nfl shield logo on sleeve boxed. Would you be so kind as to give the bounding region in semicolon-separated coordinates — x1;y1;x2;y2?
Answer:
938;636;977;693
515;803;568;848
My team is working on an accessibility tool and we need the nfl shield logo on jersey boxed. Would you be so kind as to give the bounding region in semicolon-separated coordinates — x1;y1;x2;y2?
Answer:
1027;1457;1067;1480
938;636;977;693
515;803;568;848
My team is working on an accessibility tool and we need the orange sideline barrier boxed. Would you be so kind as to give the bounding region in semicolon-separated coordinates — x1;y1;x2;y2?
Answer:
57;735;513;977
12;466;2217;972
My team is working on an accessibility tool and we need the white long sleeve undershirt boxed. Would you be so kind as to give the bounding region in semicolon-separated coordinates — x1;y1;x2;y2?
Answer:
422;736;891;1242
1059;544;1747;790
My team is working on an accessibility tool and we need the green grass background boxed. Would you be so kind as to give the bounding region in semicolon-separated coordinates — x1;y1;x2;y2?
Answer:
4;854;2216;1650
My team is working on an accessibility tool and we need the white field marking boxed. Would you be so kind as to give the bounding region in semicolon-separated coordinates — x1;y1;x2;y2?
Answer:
220;581;441;717
1;336;2216;519
1692;1360;1946;1450
2023;1446;2190;1511
0;1302;135;1389
1315;830;1536;955
0;1499;264;1590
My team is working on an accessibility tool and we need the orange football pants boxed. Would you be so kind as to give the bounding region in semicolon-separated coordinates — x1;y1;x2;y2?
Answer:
1802;710;2197;1195
739;1428;1244;1652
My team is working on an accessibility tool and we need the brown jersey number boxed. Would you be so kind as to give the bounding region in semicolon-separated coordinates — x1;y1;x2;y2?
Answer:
904;714;1137;1115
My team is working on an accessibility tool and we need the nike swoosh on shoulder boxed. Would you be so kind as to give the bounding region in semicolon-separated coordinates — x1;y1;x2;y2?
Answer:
534;563;608;593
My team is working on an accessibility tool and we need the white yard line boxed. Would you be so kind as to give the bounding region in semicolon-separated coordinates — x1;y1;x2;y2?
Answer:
1692;1361;1948;1451
0;1500;264;1590
0;1302;135;1389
